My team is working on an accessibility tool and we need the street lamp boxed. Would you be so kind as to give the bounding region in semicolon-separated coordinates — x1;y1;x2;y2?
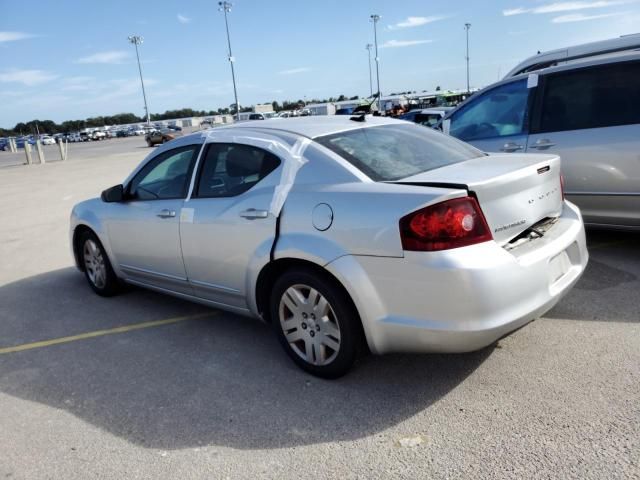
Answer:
365;43;373;97
218;1;240;121
464;23;471;94
127;35;151;125
370;14;382;113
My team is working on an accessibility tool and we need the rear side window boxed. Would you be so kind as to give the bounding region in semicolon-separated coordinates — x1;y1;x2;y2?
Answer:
536;61;640;133
194;143;280;198
449;79;530;141
315;123;483;182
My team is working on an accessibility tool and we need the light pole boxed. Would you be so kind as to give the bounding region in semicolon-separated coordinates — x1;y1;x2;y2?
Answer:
365;43;373;97
370;14;382;113
464;23;471;94
127;35;151;125
219;1;240;121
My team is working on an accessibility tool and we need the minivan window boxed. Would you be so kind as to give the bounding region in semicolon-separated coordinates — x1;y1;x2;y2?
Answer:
536;61;640;133
315;123;483;182
449;79;530;142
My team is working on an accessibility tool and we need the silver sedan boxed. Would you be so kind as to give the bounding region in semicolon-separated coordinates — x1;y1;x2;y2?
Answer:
70;116;588;377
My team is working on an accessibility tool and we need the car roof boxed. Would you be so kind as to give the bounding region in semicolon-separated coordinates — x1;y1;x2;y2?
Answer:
194;116;403;140
505;33;640;77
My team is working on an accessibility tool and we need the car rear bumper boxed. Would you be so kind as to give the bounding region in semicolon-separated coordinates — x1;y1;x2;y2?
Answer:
326;201;588;355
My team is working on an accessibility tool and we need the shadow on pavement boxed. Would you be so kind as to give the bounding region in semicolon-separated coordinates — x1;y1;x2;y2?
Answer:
546;229;639;322
0;268;492;450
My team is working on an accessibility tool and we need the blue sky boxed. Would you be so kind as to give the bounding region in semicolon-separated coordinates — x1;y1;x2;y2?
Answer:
1;0;639;126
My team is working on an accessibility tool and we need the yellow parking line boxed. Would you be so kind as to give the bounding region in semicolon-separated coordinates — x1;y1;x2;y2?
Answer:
0;312;215;355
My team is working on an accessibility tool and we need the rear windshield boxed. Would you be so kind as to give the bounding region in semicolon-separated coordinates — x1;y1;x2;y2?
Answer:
315;123;483;181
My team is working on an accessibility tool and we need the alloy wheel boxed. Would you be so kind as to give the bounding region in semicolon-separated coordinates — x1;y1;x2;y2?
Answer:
83;239;107;289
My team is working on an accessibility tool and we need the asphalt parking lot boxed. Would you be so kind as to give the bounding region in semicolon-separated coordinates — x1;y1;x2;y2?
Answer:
0;141;638;479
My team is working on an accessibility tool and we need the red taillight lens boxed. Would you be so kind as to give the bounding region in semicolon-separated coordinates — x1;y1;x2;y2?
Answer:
560;173;565;201
400;196;493;251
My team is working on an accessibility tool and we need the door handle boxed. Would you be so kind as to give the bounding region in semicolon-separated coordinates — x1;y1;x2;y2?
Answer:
239;208;269;220
157;209;176;218
529;139;556;150
500;142;524;152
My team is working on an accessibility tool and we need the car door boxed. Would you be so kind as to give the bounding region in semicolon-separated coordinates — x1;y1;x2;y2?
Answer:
527;60;640;227
180;141;282;310
105;143;201;293
445;78;532;153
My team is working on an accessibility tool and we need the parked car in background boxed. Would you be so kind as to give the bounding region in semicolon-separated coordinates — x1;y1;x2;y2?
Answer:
441;46;640;230
335;107;355;115
145;128;183;146
40;135;56;145
15;136;36;148
399;107;454;128
131;127;146;136
238;112;266;121
116;130;128;138
167;125;183;131
0;138;7;151
70;117;587;377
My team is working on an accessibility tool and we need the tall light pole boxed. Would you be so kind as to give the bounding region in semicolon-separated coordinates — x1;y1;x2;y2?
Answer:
219;1;240;121
365;43;373;97
370;14;382;113
464;23;471;94
127;35;151;125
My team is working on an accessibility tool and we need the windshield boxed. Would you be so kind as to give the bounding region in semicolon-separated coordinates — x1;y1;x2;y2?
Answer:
315;123;484;181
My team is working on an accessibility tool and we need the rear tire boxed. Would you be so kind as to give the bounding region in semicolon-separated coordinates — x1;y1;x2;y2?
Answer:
270;268;363;378
79;231;120;297
147;139;153;147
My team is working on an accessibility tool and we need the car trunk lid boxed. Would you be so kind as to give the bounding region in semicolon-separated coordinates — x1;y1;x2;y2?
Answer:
394;153;564;244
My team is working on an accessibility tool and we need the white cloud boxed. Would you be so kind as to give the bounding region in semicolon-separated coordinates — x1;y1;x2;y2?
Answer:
0;31;36;43
388;16;447;29
380;39;433;48
177;14;191;24
75;51;130;64
503;8;529;16
278;67;311;75
503;1;633;16
0;69;58;86
552;11;625;21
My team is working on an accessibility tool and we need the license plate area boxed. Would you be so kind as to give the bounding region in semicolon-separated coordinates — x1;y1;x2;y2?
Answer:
549;250;571;285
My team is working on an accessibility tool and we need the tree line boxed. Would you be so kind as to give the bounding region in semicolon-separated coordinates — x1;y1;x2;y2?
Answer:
1;95;362;137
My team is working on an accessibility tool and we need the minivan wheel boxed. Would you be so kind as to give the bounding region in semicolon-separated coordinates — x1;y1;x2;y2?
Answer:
80;231;119;297
270;268;362;378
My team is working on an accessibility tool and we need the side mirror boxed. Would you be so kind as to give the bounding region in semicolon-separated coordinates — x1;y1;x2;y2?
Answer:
101;184;124;203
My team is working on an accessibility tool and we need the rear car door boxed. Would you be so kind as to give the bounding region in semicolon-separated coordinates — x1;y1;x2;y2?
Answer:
527;60;640;227
446;78;532;153
180;142;282;310
106;144;201;294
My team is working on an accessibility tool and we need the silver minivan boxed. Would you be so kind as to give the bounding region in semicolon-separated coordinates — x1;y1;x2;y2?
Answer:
442;47;640;230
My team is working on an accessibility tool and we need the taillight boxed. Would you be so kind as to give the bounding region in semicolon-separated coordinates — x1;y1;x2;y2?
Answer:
560;173;565;201
399;196;493;251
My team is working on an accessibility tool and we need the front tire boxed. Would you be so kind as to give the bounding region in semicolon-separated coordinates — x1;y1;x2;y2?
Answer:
80;231;120;297
270;268;363;378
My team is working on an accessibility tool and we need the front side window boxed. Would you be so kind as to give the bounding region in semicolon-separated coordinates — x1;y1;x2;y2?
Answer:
536;61;640;133
194;143;281;198
449;79;530;141
315;123;483;182
128;145;199;200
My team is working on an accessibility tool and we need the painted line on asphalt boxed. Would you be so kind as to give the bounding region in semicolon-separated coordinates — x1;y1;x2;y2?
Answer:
0;312;216;355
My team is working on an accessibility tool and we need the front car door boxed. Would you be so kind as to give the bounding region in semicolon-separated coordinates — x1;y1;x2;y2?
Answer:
180;141;282;312
445;78;532;153
105;143;201;293
527;60;640;228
